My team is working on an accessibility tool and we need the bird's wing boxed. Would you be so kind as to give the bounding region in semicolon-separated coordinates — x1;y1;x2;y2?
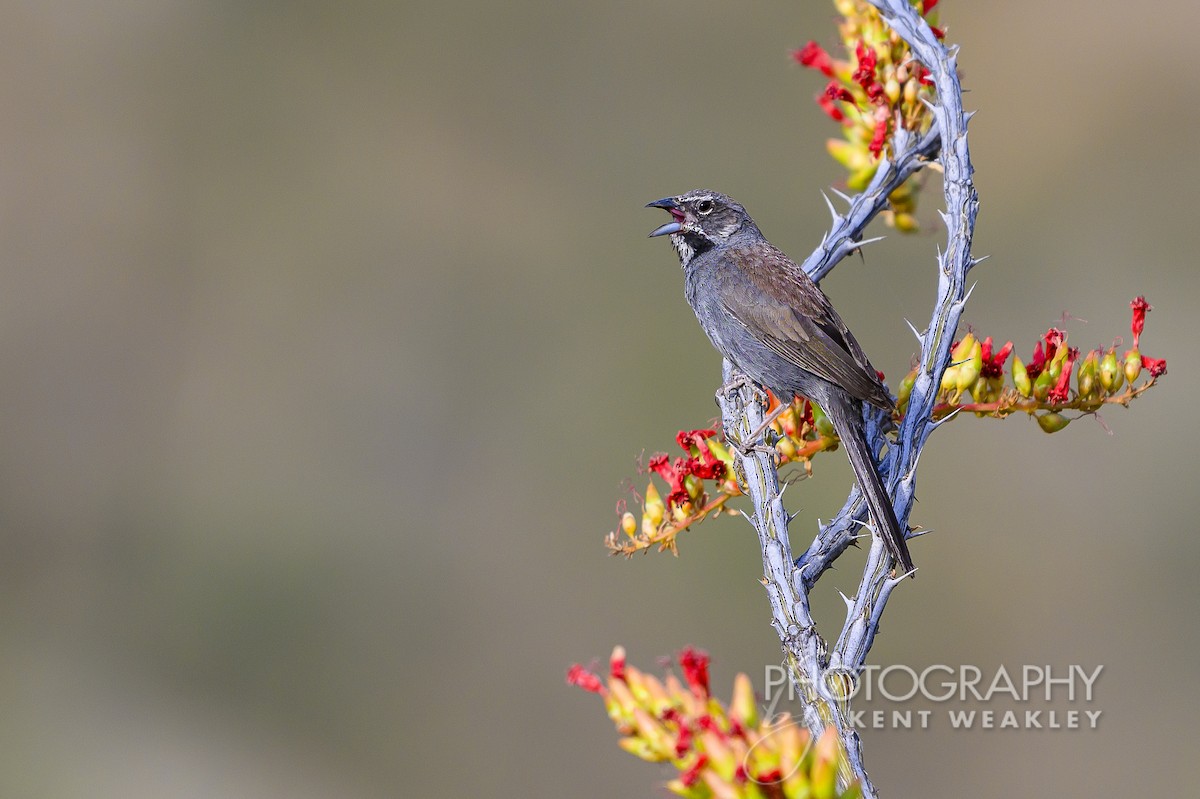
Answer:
716;240;894;411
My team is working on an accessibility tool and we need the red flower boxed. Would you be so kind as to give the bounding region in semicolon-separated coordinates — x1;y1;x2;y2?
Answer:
980;337;1013;378
817;91;846;122
1048;347;1078;404
793;41;835;77
647;454;689;507
566;664;605;695
1026;340;1046;378
678;646;711;697
929;24;946;39
852;41;879;92
923;0;940;11
1141;355;1167;377
1130;296;1151;348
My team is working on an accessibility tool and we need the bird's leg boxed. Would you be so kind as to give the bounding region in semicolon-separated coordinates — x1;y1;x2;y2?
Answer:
739;402;791;453
717;374;784;456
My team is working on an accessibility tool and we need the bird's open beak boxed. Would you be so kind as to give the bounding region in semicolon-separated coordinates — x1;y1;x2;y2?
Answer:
646;197;684;237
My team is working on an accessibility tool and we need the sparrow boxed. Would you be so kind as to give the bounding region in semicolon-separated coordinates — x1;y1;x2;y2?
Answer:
648;189;915;574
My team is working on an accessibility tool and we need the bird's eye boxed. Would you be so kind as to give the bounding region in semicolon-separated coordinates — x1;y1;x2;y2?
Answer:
696;199;715;215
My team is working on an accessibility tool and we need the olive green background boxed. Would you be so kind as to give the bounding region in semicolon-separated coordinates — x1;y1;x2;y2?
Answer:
0;2;1196;796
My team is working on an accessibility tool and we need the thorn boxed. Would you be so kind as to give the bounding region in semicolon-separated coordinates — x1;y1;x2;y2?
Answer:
937;209;951;226
969;254;991;268
820;191;841;225
904;317;924;343
739;509;756;525
838;590;854;610
908;527;934;539
961;280;977;305
853;234;886;249
964;109;977;123
930;406;962;428
919;96;938;112
830;187;854;205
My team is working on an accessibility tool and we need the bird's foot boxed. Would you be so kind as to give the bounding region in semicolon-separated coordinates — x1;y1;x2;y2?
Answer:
717;373;764;402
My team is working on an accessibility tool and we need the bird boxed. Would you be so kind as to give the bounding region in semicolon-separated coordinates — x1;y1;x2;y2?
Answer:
647;189;915;574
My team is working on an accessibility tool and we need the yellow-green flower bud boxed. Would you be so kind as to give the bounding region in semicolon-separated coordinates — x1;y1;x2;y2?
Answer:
1037;412;1070;433
776;435;797;459
644;482;664;529
1033;368;1054;401
885;77;901;105
811;402;835;439
951;332;977;362
1076;352;1098;400
896;368;918;411
955;338;983;398
1099;349;1123;393
621;512;637;539
940;364;959;396
1012;355;1032;397
1123;348;1142;384
891;210;919;232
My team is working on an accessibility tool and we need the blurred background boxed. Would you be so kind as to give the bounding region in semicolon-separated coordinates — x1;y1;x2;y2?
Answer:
0;1;1196;796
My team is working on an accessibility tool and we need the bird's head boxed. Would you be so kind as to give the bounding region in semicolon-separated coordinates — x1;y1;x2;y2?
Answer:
647;190;755;264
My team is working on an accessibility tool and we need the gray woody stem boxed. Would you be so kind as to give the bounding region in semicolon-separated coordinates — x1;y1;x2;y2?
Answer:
718;2;978;795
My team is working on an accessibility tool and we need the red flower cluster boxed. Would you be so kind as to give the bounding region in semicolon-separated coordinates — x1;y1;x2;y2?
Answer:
647;429;727;508
568;646;855;796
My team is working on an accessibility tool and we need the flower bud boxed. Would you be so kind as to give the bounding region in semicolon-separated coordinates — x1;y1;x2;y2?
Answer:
643;482;665;529
1037;412;1070;433
621;511;637;539
896;369;918;411
1012;355;1032;397
1076;352;1098;400
1032;368;1054;401
1098;349;1123;393
775;435;797;460
705;438;734;469
885;77;901;105
940;364;959;397
951;332;977;362
684;474;704;503
955;338;983;399
1123;348;1142;384
811;402;835;439
891;211;919;232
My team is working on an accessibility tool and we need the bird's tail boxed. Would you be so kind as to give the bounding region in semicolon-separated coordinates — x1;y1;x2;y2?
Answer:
824;396;916;575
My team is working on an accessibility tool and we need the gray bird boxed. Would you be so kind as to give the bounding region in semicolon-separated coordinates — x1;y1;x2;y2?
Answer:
648;189;915;574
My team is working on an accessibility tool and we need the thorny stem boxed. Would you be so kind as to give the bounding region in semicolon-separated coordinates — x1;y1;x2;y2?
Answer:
718;3;978;795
